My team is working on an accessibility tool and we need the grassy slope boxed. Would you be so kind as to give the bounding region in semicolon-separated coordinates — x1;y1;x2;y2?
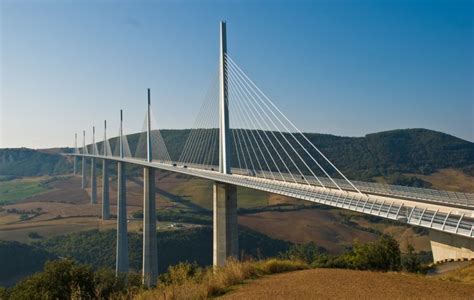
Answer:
414;169;474;193
437;262;474;284
0;177;52;205
219;268;474;300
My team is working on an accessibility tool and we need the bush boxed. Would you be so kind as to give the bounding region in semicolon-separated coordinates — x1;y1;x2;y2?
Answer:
402;244;427;274
349;235;401;271
256;259;308;274
5;259;142;300
280;242;325;264
28;232;42;239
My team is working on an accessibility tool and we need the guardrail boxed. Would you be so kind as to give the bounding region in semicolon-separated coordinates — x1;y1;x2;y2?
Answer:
67;153;474;238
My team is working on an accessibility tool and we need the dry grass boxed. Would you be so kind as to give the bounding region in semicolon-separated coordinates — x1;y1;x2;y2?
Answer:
135;259;308;300
437;262;474;284
413;169;474;193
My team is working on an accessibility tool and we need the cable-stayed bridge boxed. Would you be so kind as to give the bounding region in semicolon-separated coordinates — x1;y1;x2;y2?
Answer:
67;22;474;287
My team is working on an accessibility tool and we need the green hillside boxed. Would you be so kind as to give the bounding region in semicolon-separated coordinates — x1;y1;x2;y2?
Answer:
1;129;473;182
0;148;71;177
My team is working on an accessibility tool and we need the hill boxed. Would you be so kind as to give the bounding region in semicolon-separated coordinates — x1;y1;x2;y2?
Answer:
1;128;473;183
220;268;474;299
0;148;71;177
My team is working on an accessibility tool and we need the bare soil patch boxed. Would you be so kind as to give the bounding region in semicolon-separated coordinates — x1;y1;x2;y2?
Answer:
221;268;474;300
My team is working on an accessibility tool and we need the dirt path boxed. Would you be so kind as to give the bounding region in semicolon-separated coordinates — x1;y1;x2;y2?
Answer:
220;269;474;300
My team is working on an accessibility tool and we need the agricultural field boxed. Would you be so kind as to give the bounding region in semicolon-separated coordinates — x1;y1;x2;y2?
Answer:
0;177;52;205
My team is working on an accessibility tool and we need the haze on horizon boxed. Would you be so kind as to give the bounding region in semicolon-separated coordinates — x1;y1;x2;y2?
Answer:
0;0;473;149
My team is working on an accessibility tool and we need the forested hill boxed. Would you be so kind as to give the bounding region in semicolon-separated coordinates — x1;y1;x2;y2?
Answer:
302;129;474;179
0;148;71;177
1;129;473;181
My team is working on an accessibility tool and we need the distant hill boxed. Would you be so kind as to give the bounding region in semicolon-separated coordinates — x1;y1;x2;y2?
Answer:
0;148;71;177
1;129;473;181
302;129;474;180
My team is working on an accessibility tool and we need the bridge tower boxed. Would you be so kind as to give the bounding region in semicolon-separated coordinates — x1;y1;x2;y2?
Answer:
102;120;110;220
213;21;238;267
142;88;158;287
90;126;97;204
116;109;129;275
81;130;86;189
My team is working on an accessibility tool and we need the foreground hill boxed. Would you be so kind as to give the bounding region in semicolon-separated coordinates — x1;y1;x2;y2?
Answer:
1;128;473;182
220;268;474;300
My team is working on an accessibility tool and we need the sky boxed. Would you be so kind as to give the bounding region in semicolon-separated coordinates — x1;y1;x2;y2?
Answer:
0;0;473;149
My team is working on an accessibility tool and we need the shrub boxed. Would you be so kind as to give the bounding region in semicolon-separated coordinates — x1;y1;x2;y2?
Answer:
402;244;427;274
256;259;308;274
280;242;325;264
28;232;42;239
350;235;401;271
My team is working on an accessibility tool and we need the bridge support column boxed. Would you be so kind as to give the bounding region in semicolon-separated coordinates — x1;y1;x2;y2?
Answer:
102;159;110;220
81;157;86;189
116;161;129;274
430;230;474;263
73;157;77;175
213;182;238;267
142;167;158;287
91;157;97;204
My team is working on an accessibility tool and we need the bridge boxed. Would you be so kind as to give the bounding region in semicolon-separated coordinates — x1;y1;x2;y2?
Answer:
66;22;474;287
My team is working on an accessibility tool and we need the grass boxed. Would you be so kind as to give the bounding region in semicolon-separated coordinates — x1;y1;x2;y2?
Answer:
135;259;309;300
0;177;52;205
168;177;269;210
413;169;474;193
437;262;474;284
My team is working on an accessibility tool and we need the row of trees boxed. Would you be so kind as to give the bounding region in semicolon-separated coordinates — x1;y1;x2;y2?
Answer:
282;235;430;273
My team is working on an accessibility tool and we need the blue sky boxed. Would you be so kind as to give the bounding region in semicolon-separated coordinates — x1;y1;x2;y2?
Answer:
1;0;473;148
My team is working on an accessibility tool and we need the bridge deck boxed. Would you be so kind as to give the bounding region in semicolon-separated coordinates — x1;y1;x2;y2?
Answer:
69;154;474;238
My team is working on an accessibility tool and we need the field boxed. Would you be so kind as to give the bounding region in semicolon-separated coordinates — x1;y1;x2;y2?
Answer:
0;177;52;205
0;172;432;255
221;268;474;299
413;168;474;193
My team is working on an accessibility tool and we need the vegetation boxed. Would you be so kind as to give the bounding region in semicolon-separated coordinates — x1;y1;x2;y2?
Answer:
27;232;43;239
385;173;432;188
2;129;473;184
437;262;474;284
132;209;212;225
138;259;308;300
0;148;71;177
281;235;429;274
0;240;57;286
35;227;291;273
1;259;142;299
1;234;437;299
0;177;51;205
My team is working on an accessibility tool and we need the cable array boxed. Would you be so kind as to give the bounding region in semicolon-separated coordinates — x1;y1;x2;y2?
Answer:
135;108;173;163
177;70;220;169
225;54;361;193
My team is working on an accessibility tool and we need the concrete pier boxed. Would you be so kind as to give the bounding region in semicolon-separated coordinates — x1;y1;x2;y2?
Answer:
430;230;474;262
213;181;238;266
90;157;97;204
102;159;110;220
73;157;77;175
81;157;86;189
142;167;158;286
116;161;129;274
